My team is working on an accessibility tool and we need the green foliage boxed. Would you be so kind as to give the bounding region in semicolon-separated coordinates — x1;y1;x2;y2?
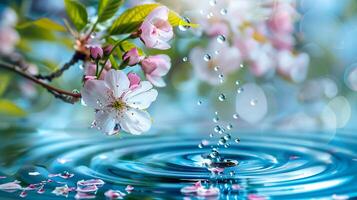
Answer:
17;26;57;41
109;3;197;35
98;0;123;23
0;75;10;96
17;18;66;32
64;0;88;31
119;40;145;56
0;99;27;117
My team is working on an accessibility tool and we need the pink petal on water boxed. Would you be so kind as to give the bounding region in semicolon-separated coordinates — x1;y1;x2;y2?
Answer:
125;185;134;192
248;194;266;200
231;184;242;191
76;185;98;193
180;181;201;194
77;179;105;187
75;192;96;199
20;190;27;198
196;187;220;197
104;189;126;199
0;180;22;191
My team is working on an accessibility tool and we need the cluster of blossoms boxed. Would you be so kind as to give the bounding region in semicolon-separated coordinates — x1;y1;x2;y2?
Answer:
0;8;19;56
188;0;309;84
80;6;173;135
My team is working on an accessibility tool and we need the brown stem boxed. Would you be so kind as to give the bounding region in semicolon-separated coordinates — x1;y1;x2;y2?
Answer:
34;51;86;81
0;60;81;103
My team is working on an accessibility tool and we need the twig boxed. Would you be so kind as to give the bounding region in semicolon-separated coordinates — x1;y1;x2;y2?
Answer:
0;60;81;104
34;51;86;81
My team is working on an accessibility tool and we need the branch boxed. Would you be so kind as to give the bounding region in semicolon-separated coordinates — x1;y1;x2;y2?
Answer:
0;60;81;104
34;51;86;81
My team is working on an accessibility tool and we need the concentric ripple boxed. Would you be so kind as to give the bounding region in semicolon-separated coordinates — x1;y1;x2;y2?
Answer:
1;129;357;199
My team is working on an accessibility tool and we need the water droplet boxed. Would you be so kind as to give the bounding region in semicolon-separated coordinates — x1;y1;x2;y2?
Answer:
250;99;258;106
214;66;220;71
230;171;235;176
209;0;217;6
240;64;244;68
213;116;219;123
214;50;220;55
227;124;233;130
214;125;221;133
197;100;202;105
198;143;203;148
218;93;226;101
224;143;230;148
219;137;226;145
203;54;212;62
218;74;224;79
224;134;231;140
209;133;214;137
215;111;219;115
237;87;244;94
233;114;239;119
235;138;241;143
178;17;191;31
220;8;228;15
72;89;79;94
217;35;226;43
235;80;240;85
182;57;188;62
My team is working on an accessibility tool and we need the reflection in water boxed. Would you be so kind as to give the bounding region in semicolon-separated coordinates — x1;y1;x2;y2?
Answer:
0;129;357;199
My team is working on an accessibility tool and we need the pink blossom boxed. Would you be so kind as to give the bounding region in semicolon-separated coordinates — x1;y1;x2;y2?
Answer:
0;26;19;55
180;181;201;194
90;46;103;60
268;3;296;34
123;48;144;66
81;70;158;135
127;73;141;89
125;185;134;192
84;62;111;80
140;6;173;50
205;22;230;37
249;43;276;77
52;185;72;197
141;55;171;87
74;192;96;199
196;187;220;197
277;50;309;83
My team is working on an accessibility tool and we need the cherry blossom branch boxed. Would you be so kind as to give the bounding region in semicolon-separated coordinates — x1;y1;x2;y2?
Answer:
34;51;86;82
0;60;81;104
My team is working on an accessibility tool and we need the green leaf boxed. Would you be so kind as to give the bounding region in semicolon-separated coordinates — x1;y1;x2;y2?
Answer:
0;75;10;96
17;18;66;32
109;55;119;70
109;3;197;35
98;0;123;23
119;40;144;55
0;99;27;117
64;0;88;31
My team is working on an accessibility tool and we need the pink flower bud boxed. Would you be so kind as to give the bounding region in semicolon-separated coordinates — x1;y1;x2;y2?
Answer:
127;72;141;89
103;45;113;55
141;55;171;87
123;48;144;66
139;6;173;50
90;46;103;60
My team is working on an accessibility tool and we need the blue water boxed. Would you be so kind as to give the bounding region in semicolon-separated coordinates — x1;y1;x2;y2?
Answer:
1;129;357;199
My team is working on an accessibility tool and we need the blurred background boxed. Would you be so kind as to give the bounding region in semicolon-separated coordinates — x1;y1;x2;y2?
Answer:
0;0;356;135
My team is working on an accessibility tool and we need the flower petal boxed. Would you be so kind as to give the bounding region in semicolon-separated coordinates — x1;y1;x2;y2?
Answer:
104;70;130;98
81;80;111;109
146;74;166;87
95;111;118;135
120;108;151;135
123;81;153;101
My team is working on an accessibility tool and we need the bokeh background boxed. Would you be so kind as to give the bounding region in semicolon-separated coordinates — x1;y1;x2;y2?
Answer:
0;0;356;135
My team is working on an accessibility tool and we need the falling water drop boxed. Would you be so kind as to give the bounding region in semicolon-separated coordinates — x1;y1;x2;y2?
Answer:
235;80;240;86
217;35;226;43
209;0;217;6
203;54;212;62
214;66;220;71
250;99;258;106
237;87;244;94
235;138;241;143
182;57;188;62
178;17;191;31
197;100;202;105
240;64;244;68
233;114;239;119
215;50;220;55
219;138;226;145
224;134;231;141
220;8;228;15
227;124;233;130
198;143;204;148
213;116;219;123
218;93;226;101
214;125;221;133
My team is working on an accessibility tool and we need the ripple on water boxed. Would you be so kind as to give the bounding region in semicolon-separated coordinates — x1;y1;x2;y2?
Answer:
0;130;357;199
